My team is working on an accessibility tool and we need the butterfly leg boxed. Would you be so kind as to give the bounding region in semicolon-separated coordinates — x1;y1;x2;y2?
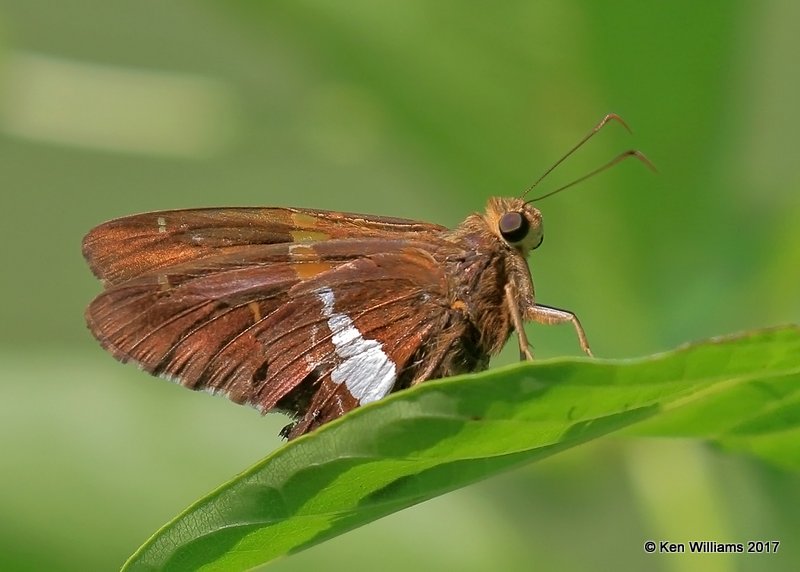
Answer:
527;304;593;357
504;283;535;361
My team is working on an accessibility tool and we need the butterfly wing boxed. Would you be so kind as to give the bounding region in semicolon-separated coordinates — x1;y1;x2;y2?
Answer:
86;220;459;437
83;207;446;285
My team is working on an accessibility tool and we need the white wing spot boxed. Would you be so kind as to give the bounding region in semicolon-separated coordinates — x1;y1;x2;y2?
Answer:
157;216;167;233
316;286;396;404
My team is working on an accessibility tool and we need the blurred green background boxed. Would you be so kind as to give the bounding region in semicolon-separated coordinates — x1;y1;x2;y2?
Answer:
1;1;798;571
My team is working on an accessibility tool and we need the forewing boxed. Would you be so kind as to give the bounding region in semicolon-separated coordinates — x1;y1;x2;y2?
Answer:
83;207;446;285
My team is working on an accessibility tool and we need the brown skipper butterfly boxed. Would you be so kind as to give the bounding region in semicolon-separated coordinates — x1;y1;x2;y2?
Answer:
83;114;652;439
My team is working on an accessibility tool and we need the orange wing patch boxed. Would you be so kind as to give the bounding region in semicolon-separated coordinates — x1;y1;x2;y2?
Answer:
288;243;334;279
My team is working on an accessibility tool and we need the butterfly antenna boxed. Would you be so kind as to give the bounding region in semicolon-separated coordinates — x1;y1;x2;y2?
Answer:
521;113;632;200
527;149;657;202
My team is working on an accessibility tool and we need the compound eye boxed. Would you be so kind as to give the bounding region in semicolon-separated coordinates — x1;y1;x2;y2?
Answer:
498;211;529;243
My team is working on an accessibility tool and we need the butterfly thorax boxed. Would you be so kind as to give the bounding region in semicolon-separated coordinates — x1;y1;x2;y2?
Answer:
440;197;541;360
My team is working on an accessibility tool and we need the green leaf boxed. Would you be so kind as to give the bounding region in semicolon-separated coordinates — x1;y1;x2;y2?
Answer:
123;326;800;571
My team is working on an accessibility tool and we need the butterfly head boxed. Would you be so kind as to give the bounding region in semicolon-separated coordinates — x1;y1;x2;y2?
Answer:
485;197;543;255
